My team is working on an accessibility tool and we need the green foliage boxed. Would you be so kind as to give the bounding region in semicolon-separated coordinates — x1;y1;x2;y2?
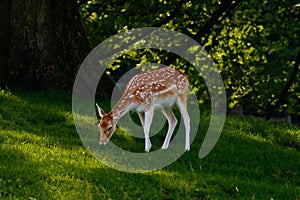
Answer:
0;90;299;199
212;0;300;115
79;0;300;117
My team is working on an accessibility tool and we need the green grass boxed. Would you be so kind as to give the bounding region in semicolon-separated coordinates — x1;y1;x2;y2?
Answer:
0;89;299;199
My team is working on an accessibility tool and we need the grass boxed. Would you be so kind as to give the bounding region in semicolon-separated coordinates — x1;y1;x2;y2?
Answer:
0;89;299;199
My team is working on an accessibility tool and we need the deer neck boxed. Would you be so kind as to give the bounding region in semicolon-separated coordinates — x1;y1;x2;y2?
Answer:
111;94;131;120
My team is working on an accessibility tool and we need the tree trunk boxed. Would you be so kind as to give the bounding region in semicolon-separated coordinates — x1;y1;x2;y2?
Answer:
0;0;114;96
266;50;300;119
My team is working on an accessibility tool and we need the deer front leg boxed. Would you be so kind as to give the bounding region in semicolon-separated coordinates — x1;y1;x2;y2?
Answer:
143;108;154;152
138;112;144;128
161;109;177;150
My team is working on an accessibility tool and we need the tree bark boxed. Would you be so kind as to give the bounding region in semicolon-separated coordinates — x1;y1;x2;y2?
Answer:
0;0;114;96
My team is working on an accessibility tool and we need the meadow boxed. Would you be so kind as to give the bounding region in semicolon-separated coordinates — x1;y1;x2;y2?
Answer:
0;89;299;199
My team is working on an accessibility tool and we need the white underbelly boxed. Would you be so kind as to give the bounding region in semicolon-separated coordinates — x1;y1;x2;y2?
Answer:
130;96;177;112
153;95;176;109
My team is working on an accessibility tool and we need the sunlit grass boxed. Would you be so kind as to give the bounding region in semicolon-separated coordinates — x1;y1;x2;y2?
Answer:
0;89;299;199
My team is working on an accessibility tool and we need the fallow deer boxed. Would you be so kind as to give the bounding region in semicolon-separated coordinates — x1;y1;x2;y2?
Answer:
96;67;190;152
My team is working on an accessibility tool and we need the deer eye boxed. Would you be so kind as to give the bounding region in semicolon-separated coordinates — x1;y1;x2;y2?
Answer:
107;126;112;132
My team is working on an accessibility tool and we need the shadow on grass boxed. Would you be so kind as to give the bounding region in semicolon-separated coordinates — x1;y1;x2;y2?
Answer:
0;145;52;199
0;90;82;149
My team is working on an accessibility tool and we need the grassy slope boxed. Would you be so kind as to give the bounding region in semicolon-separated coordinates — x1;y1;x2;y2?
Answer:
0;89;299;199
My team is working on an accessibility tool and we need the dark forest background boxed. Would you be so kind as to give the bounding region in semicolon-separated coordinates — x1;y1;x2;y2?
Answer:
0;0;299;121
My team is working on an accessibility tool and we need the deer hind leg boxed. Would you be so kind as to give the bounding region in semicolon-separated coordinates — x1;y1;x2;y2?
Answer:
143;108;154;152
177;94;190;151
161;109;177;150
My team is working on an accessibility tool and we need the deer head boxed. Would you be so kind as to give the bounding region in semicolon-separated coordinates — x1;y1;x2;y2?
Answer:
96;103;117;145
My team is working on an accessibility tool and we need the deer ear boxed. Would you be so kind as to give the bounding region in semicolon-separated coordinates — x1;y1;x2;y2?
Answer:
96;103;106;118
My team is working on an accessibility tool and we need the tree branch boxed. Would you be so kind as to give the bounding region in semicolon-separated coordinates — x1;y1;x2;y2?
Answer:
199;0;240;45
164;0;241;66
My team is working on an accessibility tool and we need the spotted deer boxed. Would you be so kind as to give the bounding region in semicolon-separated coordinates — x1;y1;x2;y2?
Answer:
96;67;190;152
